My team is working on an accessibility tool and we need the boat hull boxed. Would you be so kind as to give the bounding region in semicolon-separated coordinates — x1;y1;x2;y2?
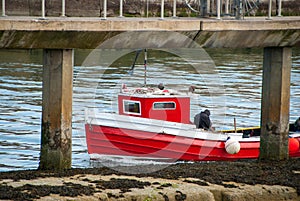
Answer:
85;113;300;161
86;124;262;161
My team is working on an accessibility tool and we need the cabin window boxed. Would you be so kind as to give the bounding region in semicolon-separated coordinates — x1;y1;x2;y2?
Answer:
123;100;141;115
153;102;176;110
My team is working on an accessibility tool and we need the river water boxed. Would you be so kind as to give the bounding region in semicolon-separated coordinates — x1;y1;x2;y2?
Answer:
0;48;299;172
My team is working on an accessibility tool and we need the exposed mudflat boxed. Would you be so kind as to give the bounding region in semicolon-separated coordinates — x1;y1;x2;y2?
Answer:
0;158;299;200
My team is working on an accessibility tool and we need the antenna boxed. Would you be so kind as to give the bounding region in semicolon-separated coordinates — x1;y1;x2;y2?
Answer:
128;49;142;75
144;49;147;86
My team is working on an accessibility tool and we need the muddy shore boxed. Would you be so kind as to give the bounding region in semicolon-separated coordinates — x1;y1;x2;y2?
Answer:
0;158;299;200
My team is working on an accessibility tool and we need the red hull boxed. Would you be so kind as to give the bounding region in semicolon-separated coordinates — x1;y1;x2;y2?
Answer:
86;124;299;161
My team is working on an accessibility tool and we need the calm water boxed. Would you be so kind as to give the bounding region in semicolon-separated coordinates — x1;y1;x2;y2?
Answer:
0;48;299;172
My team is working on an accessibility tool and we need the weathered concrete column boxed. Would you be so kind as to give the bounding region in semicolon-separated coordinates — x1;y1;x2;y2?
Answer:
260;47;291;161
39;49;74;170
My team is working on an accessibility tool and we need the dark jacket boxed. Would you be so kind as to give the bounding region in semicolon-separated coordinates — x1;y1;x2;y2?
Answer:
194;110;212;130
295;117;300;131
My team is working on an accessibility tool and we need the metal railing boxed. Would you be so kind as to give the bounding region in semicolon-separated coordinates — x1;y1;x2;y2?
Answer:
1;0;5;17
1;0;283;20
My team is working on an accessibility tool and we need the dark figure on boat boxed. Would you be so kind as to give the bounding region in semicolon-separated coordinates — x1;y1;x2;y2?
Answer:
158;83;165;90
295;117;300;132
194;109;213;131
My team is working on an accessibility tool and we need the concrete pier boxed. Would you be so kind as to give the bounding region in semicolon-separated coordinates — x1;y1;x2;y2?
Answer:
0;16;299;49
39;49;73;170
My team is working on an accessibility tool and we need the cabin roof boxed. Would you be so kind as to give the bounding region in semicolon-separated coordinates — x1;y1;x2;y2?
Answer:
119;87;191;98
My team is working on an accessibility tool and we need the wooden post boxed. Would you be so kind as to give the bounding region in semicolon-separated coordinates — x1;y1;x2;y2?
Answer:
260;47;291;161
39;49;74;170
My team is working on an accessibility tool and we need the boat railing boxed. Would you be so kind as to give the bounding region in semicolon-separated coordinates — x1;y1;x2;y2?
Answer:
120;86;182;96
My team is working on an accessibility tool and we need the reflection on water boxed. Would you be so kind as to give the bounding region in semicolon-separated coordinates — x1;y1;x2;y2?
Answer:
0;48;299;171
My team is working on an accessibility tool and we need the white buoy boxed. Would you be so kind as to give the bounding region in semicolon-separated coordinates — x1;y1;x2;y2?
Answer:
225;137;240;154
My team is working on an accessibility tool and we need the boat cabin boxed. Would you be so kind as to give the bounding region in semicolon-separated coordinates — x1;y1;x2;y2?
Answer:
118;87;190;124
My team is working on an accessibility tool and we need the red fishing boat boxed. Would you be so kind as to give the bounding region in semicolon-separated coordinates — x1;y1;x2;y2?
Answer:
85;50;300;161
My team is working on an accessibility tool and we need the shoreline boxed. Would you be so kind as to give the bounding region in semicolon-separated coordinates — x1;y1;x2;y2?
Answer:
1;158;299;200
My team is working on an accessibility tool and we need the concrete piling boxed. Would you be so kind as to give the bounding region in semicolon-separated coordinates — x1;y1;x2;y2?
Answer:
39;49;74;170
260;47;292;161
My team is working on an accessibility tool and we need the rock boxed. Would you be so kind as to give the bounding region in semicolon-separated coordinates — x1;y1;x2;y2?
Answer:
0;174;299;201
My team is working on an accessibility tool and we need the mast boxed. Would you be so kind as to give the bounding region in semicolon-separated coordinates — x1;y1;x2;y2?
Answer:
144;49;147;86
